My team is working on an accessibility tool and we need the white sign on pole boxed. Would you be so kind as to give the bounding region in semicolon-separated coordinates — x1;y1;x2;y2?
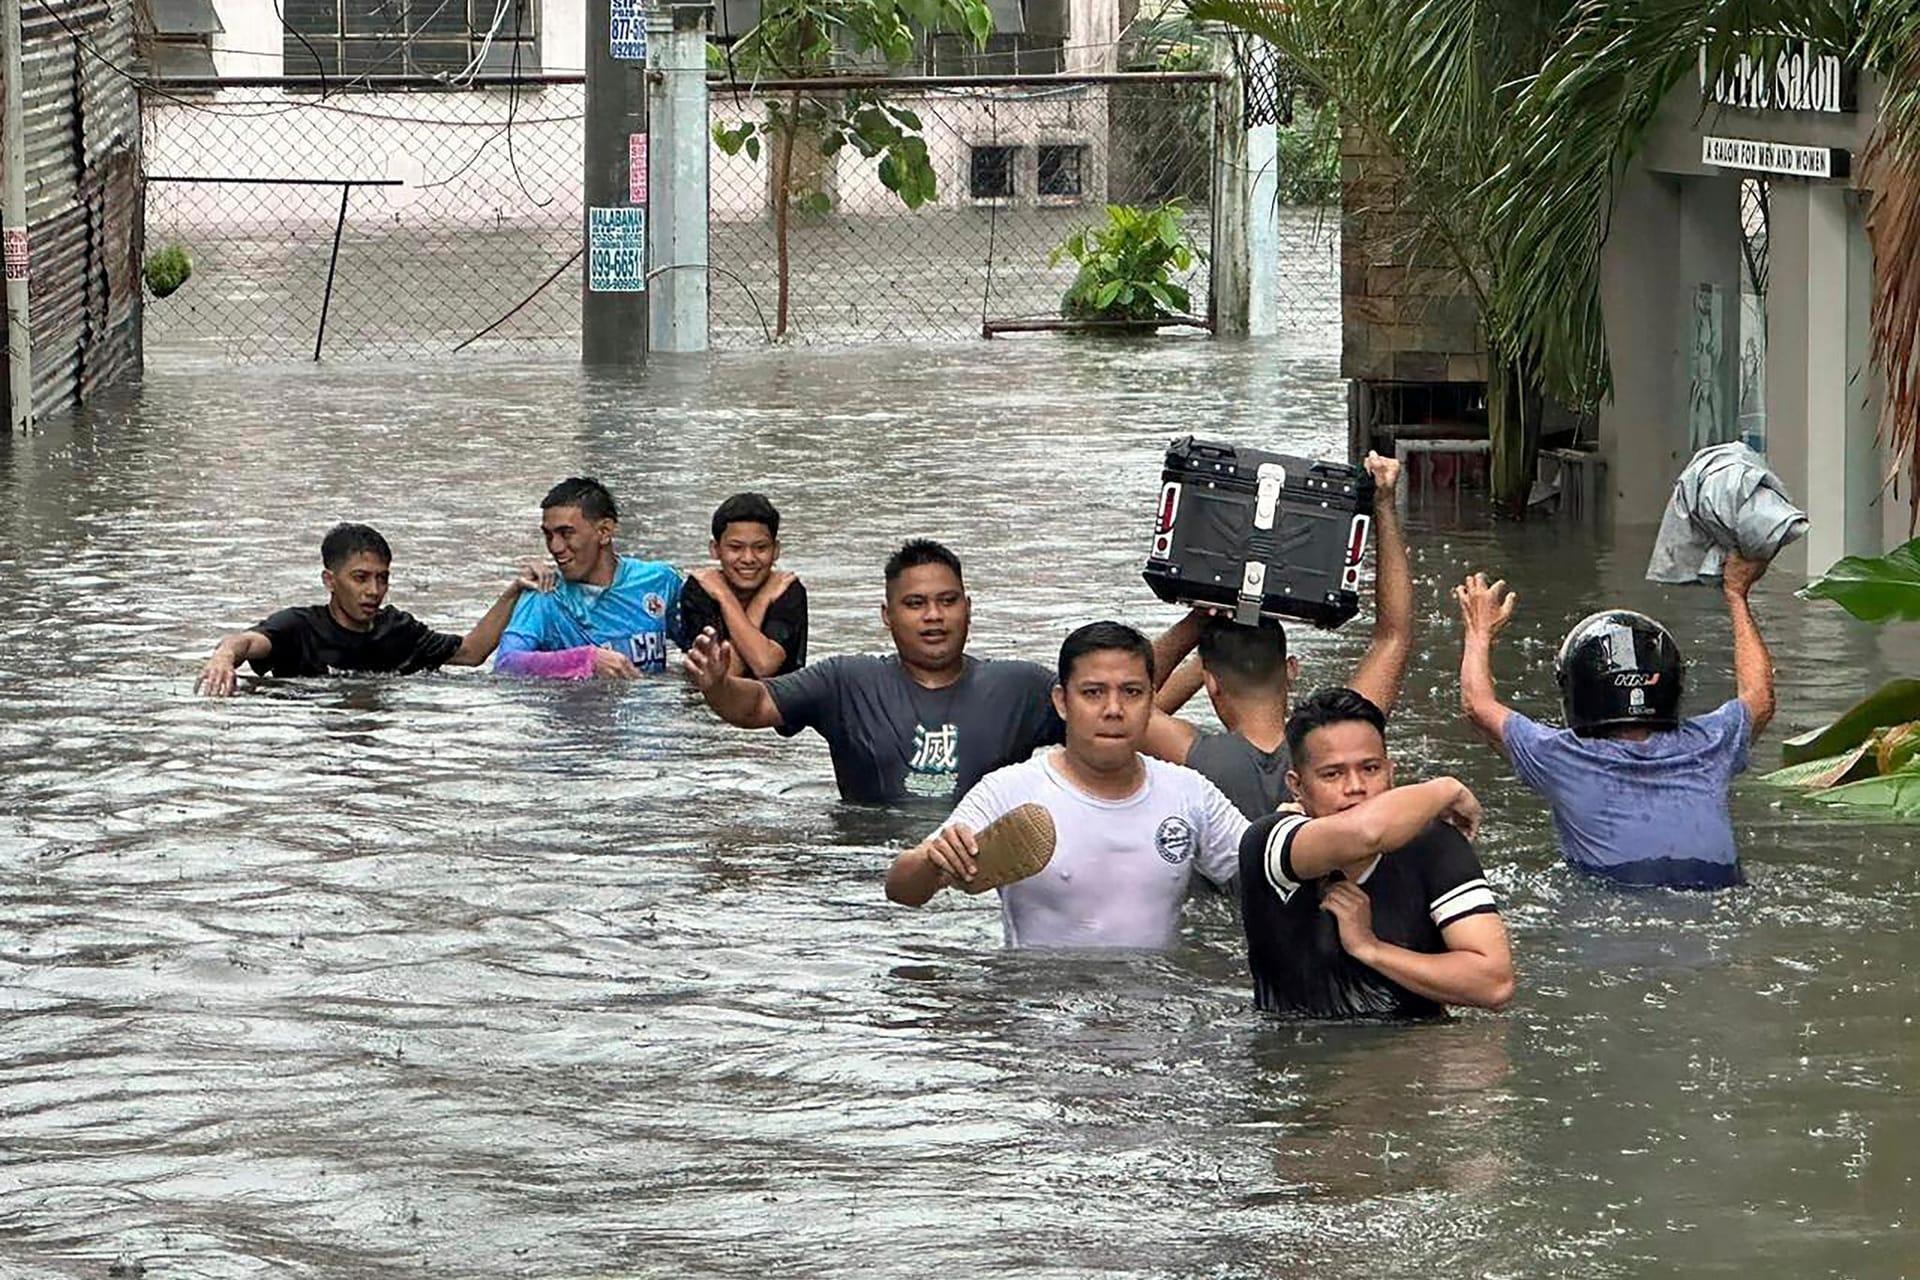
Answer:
588;206;647;292
1701;135;1843;179
2;228;25;280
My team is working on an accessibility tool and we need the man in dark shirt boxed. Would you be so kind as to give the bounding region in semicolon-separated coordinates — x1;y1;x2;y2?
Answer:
197;523;543;694
684;538;1062;804
1237;687;1514;1019
672;492;807;678
1144;452;1412;820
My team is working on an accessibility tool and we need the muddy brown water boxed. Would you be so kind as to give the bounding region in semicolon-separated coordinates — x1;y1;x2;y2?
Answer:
0;338;1914;1277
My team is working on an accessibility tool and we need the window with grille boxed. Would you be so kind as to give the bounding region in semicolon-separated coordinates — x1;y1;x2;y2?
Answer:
281;0;541;82
970;145;1017;199
1037;144;1083;197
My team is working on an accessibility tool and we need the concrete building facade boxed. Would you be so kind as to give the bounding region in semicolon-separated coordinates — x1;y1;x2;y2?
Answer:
1599;51;1889;571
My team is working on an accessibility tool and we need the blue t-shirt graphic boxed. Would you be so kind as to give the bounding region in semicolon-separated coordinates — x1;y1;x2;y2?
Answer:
497;555;682;673
1504;699;1751;890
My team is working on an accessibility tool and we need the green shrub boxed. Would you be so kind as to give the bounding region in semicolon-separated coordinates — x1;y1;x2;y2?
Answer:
144;244;193;298
1050;203;1206;324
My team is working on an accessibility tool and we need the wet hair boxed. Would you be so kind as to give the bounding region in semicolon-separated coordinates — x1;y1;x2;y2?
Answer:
320;522;392;571
1198;616;1289;693
884;538;964;588
540;476;619;522
712;492;781;541
1285;687;1388;764
1058;620;1156;689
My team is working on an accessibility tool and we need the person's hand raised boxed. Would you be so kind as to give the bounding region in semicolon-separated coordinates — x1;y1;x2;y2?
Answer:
1455;573;1518;640
1364;449;1401;497
1722;552;1768;598
683;627;733;692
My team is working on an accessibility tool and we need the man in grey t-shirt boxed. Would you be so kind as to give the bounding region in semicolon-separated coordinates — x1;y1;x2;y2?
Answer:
684;539;1063;804
1143;452;1412;820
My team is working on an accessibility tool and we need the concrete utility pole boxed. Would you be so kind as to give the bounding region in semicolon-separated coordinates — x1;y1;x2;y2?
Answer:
646;2;710;353
2;0;36;431
582;0;651;363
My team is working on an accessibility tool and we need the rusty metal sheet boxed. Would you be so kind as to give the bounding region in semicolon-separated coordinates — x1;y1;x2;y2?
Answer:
8;0;143;420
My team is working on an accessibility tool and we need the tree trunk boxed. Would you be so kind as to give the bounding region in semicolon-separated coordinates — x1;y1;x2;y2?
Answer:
1487;346;1543;518
770;92;801;339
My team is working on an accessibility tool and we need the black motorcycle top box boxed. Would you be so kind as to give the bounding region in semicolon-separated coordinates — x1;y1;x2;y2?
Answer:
1143;437;1375;629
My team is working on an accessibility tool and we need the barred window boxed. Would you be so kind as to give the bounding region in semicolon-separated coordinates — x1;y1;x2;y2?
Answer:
970;145;1017;199
282;0;541;81
1037;144;1083;197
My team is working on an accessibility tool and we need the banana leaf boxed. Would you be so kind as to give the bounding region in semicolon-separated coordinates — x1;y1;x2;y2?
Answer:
1798;539;1920;622
1755;743;1876;790
1813;767;1920;815
1876;721;1920;775
1781;679;1920;766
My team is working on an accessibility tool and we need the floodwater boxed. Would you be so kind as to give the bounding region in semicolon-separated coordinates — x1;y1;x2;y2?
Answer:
1;337;1914;1278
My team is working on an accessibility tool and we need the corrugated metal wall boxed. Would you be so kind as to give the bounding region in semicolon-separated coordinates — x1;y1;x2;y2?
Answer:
3;0;143;423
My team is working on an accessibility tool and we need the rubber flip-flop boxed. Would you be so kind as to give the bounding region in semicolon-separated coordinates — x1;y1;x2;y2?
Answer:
960;802;1056;894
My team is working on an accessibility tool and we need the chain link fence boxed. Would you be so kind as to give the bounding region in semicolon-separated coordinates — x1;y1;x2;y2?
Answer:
707;76;1217;343
140;73;1337;360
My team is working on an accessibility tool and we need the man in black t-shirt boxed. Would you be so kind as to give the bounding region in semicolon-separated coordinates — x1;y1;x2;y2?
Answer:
671;492;808;678
197;523;545;694
1144;452;1412;820
684;538;1062;804
1237;687;1514;1019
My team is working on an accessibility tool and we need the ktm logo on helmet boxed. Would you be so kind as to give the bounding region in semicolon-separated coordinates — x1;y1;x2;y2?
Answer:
1612;673;1662;687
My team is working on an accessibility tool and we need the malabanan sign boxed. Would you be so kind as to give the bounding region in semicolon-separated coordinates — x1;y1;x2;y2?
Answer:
1699;42;1854;114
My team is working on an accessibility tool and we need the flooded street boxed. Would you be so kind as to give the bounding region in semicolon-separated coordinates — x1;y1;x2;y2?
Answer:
0;336;1914;1277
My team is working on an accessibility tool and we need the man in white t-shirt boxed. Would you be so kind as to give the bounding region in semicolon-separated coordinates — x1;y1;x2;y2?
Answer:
886;621;1249;949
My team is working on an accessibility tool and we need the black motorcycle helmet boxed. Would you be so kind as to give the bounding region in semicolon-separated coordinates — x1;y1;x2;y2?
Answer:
1554;610;1685;736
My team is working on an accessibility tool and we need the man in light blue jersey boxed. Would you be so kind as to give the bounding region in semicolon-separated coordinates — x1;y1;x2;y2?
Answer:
495;477;683;680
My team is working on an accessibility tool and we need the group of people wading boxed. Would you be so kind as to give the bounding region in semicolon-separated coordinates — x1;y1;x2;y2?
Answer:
199;459;1776;1022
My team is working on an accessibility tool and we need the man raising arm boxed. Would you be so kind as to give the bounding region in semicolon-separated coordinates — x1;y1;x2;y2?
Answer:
1453;556;1772;890
1238;688;1514;1018
686;540;1061;805
1141;451;1410;819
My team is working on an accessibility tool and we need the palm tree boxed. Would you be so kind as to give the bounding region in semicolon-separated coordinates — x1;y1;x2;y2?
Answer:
1189;0;1638;514
1192;0;1920;522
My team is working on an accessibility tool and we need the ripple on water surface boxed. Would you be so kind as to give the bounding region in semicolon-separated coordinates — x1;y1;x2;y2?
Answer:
0;342;1915;1278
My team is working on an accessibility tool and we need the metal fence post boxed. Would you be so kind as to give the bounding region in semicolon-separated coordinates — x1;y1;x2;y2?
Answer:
313;183;351;361
2;0;36;431
647;2;710;353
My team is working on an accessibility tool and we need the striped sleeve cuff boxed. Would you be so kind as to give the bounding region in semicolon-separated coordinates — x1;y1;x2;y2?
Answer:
1263;814;1312;903
1430;877;1498;928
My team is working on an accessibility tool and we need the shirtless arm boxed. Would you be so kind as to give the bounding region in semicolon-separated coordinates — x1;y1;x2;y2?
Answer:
684;629;784;727
198;630;272;696
1456;573;1518;751
1347;452;1412;714
1723;554;1775;736
886;825;978;905
449;564;549;667
1155;658;1206;714
695;570;793;679
1151;608;1207;695
1142;708;1202;767
1321;889;1514;1010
